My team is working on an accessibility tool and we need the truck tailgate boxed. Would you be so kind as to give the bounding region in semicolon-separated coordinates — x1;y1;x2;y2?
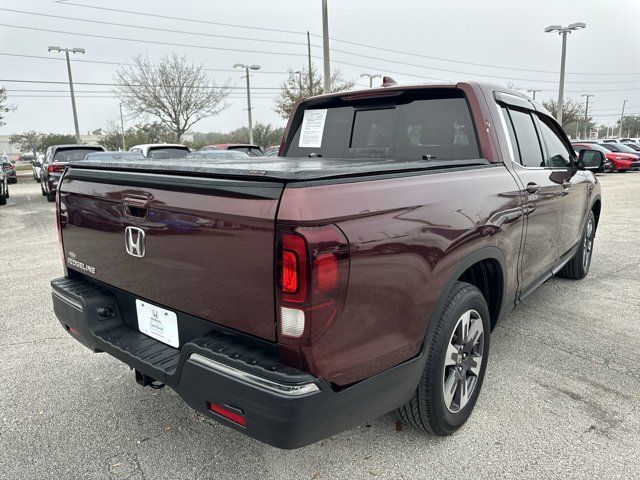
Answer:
59;168;284;341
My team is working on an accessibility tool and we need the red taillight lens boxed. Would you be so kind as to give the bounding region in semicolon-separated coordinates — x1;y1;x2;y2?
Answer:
49;164;65;173
277;225;349;343
208;403;246;427
48;164;54;173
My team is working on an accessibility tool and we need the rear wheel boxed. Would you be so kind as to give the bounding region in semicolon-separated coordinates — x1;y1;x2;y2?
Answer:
396;282;490;435
46;191;56;202
41;180;46;196
0;185;6;205
557;211;595;280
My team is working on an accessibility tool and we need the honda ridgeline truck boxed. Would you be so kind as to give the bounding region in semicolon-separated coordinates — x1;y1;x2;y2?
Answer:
51;82;603;449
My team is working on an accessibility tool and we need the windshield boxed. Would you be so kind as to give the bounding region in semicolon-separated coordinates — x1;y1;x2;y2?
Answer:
285;90;480;160
53;148;103;162
147;147;190;159
84;152;147;161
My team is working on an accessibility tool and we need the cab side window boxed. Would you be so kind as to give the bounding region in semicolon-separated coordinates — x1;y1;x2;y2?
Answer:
506;108;545;168
535;114;574;169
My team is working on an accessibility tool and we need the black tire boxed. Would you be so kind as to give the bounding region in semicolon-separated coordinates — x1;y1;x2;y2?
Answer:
46;191;56;202
557;210;596;280
0;190;6;205
396;281;490;436
41;181;46;196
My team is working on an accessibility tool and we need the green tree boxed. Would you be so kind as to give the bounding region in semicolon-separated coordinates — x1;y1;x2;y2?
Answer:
274;65;355;119
252;123;285;149
39;133;77;151
0;85;16;127
9;131;41;157
615;115;640;138
115;54;230;142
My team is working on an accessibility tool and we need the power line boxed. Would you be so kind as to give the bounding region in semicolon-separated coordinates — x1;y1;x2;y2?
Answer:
0;8;309;48
0;24;310;59
0;52;289;75
0;78;282;90
53;1;640;77
53;0;308;36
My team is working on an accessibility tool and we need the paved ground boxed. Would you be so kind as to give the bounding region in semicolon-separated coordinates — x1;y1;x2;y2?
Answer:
1;173;639;480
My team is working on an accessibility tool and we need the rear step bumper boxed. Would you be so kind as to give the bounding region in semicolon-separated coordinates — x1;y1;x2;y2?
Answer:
51;275;425;449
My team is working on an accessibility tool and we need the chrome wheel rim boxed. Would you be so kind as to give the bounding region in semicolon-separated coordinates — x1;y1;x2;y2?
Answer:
582;217;594;271
443;309;484;413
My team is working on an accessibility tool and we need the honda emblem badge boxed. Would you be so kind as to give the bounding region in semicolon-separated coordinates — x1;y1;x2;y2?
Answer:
124;226;146;258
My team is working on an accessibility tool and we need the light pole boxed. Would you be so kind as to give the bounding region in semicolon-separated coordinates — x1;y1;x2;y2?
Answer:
360;73;382;88
48;46;85;143
321;0;331;93
581;94;594;139
119;103;126;151
294;70;303;93
619;99;628;138
234;63;261;145
526;89;542;100
545;22;586;125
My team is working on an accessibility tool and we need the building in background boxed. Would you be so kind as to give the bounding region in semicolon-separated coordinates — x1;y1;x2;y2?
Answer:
0;134;101;161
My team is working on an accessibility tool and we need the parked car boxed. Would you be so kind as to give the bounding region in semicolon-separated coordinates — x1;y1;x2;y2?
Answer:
51;82;602;449
200;144;264;156
32;154;44;181
599;143;640;170
620;142;640;152
84;151;147;162
1;159;17;183
263;145;279;157
41;145;106;202
621;138;640;143
0;168;8;205
185;150;250;160
128;144;190;159
572;142;637;172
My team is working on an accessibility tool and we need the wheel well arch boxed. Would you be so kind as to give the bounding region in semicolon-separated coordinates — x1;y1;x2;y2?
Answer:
457;258;504;330
591;197;601;229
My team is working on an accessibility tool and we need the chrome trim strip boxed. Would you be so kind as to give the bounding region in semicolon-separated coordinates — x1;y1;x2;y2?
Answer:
52;290;83;311
189;353;320;396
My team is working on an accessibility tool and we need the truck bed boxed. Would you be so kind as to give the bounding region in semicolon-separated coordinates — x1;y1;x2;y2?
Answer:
69;156;491;182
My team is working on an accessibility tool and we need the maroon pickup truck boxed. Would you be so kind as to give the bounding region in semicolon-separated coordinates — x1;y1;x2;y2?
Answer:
51;82;603;449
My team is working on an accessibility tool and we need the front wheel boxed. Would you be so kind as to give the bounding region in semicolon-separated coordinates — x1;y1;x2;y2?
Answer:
557;211;596;280
396;282;490;435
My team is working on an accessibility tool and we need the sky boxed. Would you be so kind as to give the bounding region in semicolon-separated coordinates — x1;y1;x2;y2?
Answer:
1;0;639;136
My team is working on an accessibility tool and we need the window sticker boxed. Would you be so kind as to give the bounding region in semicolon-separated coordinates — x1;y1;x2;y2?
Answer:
298;109;328;148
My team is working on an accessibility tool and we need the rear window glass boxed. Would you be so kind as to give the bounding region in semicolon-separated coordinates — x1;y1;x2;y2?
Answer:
147;147;190;159
285;91;480;160
53;148;103;162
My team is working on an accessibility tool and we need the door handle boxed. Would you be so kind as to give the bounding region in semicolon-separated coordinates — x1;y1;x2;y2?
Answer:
562;181;572;190
526;182;539;194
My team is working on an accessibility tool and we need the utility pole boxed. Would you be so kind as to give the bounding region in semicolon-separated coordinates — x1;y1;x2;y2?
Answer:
119;103;126;151
48;46;85;143
619;99;628;138
581;94;594;139
294;70;303;93
307;31;313;96
360;73;381;88
321;0;331;93
526;89;542;100
234;63;261;145
545;23;586;125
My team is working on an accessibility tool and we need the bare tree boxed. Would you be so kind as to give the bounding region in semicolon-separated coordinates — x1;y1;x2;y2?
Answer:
115;54;230;142
274;65;355;119
0;85;16;127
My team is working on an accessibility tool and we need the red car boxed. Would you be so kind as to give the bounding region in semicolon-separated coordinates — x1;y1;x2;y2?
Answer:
200;144;263;156
572;143;638;172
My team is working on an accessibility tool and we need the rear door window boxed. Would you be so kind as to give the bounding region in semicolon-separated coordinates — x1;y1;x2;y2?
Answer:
285;90;480;160
506;108;545;168
53;148;103;162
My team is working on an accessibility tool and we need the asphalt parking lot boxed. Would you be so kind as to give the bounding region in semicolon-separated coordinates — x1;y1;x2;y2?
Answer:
1;173;639;480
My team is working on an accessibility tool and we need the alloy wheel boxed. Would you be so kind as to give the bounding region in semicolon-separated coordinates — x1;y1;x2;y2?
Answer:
443;309;484;413
583;217;594;271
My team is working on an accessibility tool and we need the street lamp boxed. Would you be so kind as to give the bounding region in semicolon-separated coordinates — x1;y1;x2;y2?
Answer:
545;22;586;125
234;63;261;145
360;73;382;88
48;46;85;143
526;89;542;100
581;94;594;139
619;99;628;138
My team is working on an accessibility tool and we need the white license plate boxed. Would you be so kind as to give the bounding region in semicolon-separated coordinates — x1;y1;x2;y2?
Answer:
136;299;179;348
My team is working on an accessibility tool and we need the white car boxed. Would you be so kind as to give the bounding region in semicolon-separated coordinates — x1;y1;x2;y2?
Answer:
128;143;190;159
32;154;44;181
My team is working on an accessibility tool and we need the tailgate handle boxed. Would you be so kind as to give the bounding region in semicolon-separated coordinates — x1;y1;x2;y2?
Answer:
124;195;150;218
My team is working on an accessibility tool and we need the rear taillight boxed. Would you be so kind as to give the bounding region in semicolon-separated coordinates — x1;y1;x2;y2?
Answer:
48;163;65;173
276;225;349;344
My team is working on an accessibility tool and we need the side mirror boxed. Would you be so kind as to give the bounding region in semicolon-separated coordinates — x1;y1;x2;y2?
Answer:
577;149;604;172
